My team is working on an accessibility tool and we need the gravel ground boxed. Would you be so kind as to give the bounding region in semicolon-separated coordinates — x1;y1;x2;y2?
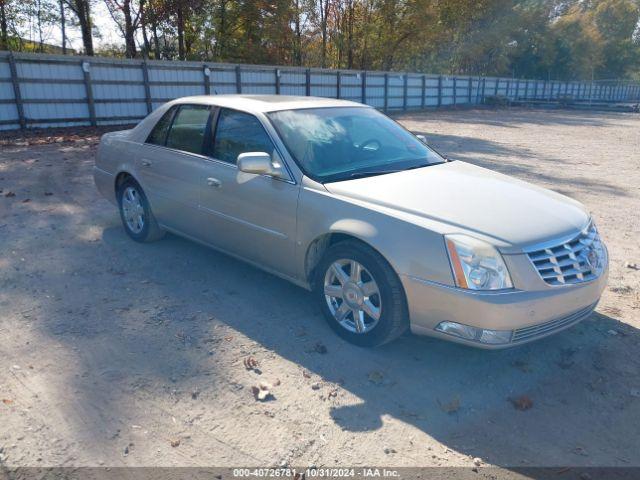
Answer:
0;108;639;472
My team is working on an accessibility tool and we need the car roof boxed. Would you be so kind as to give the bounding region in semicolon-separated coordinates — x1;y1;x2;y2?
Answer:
171;94;368;113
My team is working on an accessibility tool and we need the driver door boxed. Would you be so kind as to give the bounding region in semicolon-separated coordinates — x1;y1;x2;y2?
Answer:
195;108;300;278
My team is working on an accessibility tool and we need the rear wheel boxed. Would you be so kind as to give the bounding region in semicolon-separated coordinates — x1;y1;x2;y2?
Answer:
117;178;164;242
315;240;409;347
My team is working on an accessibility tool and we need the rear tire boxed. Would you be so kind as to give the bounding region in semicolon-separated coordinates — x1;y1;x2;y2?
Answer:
314;240;409;347
117;178;165;243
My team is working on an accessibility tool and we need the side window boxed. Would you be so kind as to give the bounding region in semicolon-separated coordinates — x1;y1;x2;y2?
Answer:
165;105;211;155
146;106;176;146
211;109;275;164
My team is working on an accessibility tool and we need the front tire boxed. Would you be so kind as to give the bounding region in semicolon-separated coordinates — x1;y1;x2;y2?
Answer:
314;240;409;347
117;178;164;243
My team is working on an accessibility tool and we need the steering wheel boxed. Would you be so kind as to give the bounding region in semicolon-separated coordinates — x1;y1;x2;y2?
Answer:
359;138;382;152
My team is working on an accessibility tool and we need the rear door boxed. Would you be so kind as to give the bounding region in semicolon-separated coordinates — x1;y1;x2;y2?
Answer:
136;104;213;235
195;108;300;278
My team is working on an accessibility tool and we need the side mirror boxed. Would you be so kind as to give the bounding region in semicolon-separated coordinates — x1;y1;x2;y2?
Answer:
416;134;428;145
237;152;276;176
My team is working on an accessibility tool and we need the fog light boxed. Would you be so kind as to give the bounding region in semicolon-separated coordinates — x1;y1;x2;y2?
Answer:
478;329;513;344
436;321;479;341
436;321;512;345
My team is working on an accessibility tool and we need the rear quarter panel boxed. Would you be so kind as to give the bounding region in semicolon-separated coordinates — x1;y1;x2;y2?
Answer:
94;130;141;205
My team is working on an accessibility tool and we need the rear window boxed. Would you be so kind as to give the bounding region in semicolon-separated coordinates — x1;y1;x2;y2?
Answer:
165;105;212;155
146;107;176;146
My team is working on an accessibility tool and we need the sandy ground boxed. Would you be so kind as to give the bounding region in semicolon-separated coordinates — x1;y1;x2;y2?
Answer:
0;108;639;471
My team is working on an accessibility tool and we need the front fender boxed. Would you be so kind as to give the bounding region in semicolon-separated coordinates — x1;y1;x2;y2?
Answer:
297;185;454;287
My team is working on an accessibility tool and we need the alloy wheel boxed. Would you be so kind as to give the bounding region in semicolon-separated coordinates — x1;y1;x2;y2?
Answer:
121;186;145;234
323;259;382;334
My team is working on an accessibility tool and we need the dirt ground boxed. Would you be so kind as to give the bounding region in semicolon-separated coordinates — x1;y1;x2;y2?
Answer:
1;108;639;472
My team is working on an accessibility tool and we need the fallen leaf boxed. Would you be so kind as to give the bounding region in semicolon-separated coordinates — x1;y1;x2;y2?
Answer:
170;439;180;448
328;389;338;398
302;371;311;379
2;399;13;405
22;198;30;203
4;191;15;198
243;356;259;370
251;381;274;401
509;395;533;411
314;342;327;354
44;192;53;196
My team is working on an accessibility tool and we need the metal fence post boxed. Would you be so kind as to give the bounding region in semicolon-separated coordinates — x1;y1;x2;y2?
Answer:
402;73;408;111
82;61;97;127
203;65;210;95
361;71;366;104
453;77;457;105
481;77;486;103
505;79;510;100
523;80;528;100
494;78;499;96
515;79;520;100
8;53;26;130
275;68;280;95
305;68;311;96
467;77;472;103
421;74;426;109
235;65;242;93
141;61;152;114
437;75;442;107
383;73;389;112
336;70;341;99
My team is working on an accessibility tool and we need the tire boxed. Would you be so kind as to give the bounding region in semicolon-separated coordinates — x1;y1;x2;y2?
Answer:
314;239;409;347
117;177;165;243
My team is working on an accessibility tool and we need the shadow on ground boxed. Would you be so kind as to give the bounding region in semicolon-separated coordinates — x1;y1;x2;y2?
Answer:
1;113;639;468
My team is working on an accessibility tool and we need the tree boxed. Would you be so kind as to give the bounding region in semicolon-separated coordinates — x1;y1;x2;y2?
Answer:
63;0;94;55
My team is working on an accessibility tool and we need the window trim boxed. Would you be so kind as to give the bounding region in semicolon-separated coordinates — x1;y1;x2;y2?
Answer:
207;107;296;184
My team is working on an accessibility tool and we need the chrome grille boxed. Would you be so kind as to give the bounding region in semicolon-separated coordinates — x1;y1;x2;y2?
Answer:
512;303;596;342
526;224;605;286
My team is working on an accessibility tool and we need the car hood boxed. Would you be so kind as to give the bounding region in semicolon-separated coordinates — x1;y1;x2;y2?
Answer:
323;161;590;253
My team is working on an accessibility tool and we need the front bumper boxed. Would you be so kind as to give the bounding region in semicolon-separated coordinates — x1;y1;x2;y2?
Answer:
402;259;608;349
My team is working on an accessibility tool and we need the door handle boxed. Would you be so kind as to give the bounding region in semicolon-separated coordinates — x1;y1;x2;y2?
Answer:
207;177;222;188
141;159;152;167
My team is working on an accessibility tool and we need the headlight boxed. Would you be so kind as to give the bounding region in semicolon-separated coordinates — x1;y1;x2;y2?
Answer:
445;234;513;290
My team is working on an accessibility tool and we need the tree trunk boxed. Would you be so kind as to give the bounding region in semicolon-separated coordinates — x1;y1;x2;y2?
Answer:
346;0;354;69
293;0;301;65
37;0;44;52
1;0;9;51
122;0;136;58
73;0;94;55
216;0;227;60
151;21;160;59
60;0;67;54
176;3;184;60
320;0;329;68
139;0;150;58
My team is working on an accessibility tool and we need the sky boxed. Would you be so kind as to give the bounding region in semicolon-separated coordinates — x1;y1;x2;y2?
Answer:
30;2;126;52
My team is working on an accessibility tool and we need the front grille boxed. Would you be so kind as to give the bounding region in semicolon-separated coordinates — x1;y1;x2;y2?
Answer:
512;303;597;342
526;224;605;286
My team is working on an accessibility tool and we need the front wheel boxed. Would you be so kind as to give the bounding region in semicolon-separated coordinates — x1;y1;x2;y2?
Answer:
315;240;409;347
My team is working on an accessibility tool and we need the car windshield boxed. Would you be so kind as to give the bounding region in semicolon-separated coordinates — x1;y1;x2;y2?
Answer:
267;106;445;183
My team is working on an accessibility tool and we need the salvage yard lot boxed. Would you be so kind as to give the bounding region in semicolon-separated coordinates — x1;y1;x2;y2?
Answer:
0;108;639;469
